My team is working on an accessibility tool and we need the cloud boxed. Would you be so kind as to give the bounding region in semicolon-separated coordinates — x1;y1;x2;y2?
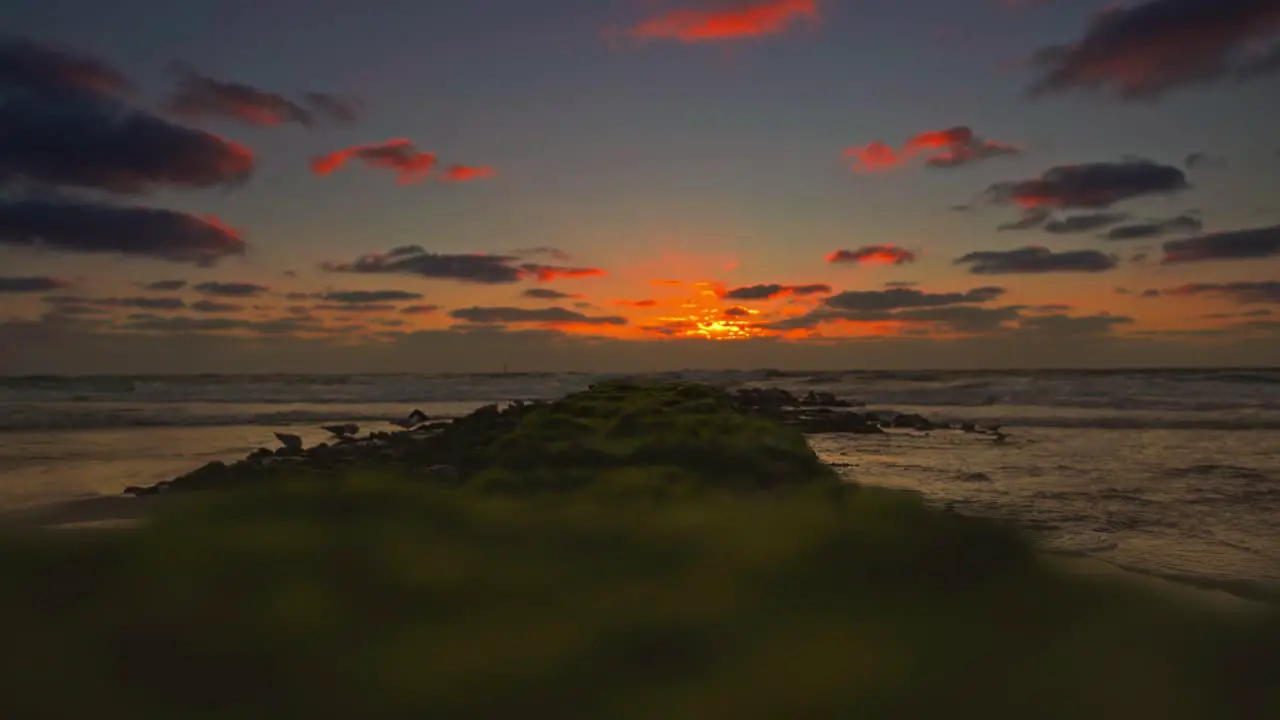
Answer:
323;247;525;284
0;276;70;293
614;299;658;308
846;126;1020;173
1184;152;1226;170
449;306;627;326
986;159;1188;209
1161;223;1280;263
316;290;424;304
825;286;1006;312
0;36;133;99
442;165;496;182
311;139;437;185
164;65;316;126
723;306;753;318
190;300;243;313
1043;212;1129;234
0;42;254;194
1025;0;1280;100
884;281;918;288
998;208;1052;231
955;246;1119;274
722;283;832;301
142;280;187;291
119;314;329;336
45;295;186;311
0;195;245;265
400;304;441;315
628;0;818;43
1140;289;1162;298
1164;281;1280;304
523;288;582;300
1019;313;1135;335
302;92;361;124
826;245;917;266
193;281;268;297
1106;214;1202;240
312;303;397;313
520;264;607;282
513;247;572;262
1203;309;1273;319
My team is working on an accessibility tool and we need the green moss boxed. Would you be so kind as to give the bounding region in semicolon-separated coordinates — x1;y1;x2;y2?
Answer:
0;477;1276;719
474;380;836;494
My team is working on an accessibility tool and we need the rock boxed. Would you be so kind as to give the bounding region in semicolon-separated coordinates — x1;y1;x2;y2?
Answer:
275;447;305;458
273;432;303;451
123;485;152;497
322;423;359;438
794;413;885;434
424;465;460;485
960;423;977;433
247;447;275;461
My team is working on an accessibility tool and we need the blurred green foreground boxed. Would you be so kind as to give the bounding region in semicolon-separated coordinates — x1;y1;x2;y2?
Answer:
1;382;1277;719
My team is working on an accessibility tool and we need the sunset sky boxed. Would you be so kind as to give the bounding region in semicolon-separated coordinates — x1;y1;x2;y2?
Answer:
2;0;1279;373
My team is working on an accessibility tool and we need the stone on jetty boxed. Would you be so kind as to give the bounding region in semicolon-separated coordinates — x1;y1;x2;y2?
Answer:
273;432;303;451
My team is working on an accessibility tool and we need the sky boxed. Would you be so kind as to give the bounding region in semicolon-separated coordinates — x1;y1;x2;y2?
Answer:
1;0;1279;374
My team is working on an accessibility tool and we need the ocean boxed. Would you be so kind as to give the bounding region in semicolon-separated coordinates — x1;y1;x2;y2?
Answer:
2;368;1278;601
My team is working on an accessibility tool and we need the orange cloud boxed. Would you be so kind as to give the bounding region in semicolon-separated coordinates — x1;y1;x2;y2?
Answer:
651;279;685;287
615;299;659;308
827;245;918;266
443;165;496;182
846;126;1020;173
630;0;818;43
311;139;437;185
522;265;608;282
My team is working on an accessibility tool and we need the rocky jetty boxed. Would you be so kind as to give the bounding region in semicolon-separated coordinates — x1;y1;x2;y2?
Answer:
124;382;1000;497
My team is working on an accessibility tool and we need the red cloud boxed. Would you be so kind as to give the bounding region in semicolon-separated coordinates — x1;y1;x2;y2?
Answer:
444;165;497;182
630;0;818;43
615;299;658;308
846;126;1020;173
312;139;437;185
521;264;608;282
827;245;918;266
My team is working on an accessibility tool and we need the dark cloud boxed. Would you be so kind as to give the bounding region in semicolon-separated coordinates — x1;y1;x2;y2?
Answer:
826;245;917;265
1025;0;1280;100
0;43;253;194
449;306;627;326
1184;152;1226;170
998;208;1052;231
323;247;525;284
1165;281;1280;304
519;264;607;282
1140;289;1162;298
1115;287;1133;295
0;276;70;293
0;36;133;98
45;295;185;311
986;160;1188;210
1161;223;1280;263
165;65;314;127
1043;212;1129;234
0;196;245;265
1106;214;1202;240
1026;304;1073;312
302;92;362;124
723;283;833;301
955;246;1119;274
193;281;269;297
825;286;1006;312
119;314;329;336
1019;313;1134;335
723;306;752;318
893;305;1023;333
311;139;437;185
1131;253;1150;263
313;303;397;313
846;126;1021;172
190;300;243;313
316;290;424;304
513;247;572;262
400;304;441;315
523;288;582;300
1203;309;1273;319
142;280;187;291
